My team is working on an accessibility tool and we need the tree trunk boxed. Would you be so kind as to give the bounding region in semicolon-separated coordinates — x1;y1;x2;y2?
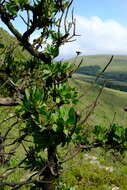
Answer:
39;146;59;190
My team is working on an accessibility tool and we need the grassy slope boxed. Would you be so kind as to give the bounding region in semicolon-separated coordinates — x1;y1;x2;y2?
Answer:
73;54;127;72
62;77;127;190
70;54;127;91
0;27;30;60
72;77;127;127
62;151;127;190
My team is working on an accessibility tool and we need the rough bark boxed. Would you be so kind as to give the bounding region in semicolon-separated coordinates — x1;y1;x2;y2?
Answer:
0;5;51;63
40;147;58;190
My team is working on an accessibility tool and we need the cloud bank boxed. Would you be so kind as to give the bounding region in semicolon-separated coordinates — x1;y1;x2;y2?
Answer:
58;16;127;59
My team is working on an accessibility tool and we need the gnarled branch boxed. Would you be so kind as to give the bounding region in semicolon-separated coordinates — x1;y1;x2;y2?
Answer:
0;5;51;63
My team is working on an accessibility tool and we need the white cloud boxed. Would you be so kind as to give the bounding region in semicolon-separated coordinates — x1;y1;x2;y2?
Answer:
57;16;127;59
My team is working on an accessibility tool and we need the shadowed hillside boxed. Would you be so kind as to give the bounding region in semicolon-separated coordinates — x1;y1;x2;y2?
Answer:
70;55;127;92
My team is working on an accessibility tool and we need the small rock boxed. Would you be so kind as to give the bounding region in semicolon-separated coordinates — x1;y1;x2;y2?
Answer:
105;166;113;172
112;186;120;190
91;156;97;160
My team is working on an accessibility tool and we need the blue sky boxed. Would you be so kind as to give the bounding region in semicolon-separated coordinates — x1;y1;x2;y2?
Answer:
59;0;127;58
1;0;127;58
74;0;127;26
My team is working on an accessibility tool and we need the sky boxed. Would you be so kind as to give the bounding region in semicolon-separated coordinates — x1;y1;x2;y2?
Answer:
1;0;127;59
74;0;127;26
59;0;127;59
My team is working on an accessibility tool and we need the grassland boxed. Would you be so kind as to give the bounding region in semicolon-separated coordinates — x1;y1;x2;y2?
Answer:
61;149;127;190
73;54;127;72
72;77;127;127
70;54;127;92
60;78;127;190
0;27;30;60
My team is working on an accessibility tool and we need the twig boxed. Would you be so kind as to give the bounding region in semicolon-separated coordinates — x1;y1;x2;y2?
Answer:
79;143;101;149
0;157;27;178
0;152;15;155
5;134;28;162
26;10;30;30
64;0;73;33
95;55;114;83
73;58;83;73
20;15;29;27
0;114;17;126
0;179;54;189
78;55;114;99
78;82;106;125
58;11;64;37
4;121;18;140
60;142;102;165
0;79;9;89
111;112;116;125
59;145;81;164
0;180;33;187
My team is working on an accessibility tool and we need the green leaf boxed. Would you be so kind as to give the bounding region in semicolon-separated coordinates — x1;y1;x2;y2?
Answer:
56;97;60;103
34;89;43;101
72;99;79;104
25;88;30;100
52;124;57;132
75;125;82;134
50;112;59;123
0;43;4;49
39;106;47;116
67;107;76;125
60;105;70;122
64;129;68;135
20;122;27;129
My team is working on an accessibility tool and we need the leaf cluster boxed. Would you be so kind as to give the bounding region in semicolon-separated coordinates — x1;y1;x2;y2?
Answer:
93;124;127;152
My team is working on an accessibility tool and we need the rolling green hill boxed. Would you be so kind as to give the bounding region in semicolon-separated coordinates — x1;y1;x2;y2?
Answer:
0;27;30;60
70;54;127;92
72;77;127;127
